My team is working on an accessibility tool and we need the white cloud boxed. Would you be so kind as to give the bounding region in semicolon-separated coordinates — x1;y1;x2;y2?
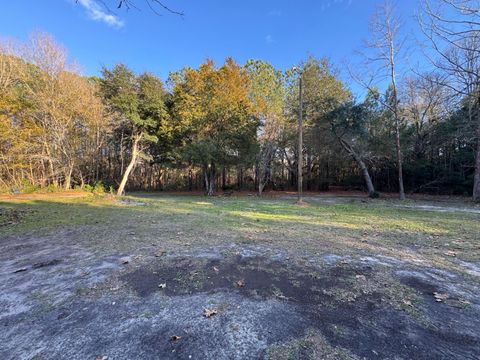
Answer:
265;34;274;44
77;0;124;28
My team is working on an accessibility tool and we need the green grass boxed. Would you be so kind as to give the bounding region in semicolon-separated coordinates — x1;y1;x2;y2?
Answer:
1;193;479;272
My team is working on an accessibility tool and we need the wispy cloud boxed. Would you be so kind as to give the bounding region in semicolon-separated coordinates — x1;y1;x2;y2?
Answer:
265;34;274;44
77;0;124;28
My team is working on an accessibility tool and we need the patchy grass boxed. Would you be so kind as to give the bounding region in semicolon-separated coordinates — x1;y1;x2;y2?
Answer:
266;328;359;360
1;192;480;359
0;193;479;271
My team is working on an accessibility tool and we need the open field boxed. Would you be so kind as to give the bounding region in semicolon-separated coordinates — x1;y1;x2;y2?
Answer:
1;192;480;359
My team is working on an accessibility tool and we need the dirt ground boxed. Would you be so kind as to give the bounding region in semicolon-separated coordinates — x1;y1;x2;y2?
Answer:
0;193;479;359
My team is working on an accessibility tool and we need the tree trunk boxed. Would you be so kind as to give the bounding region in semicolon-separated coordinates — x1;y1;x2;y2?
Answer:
64;162;74;190
209;163;216;195
389;43;406;200
237;167;243;189
117;135;140;196
473;98;480;202
188;167;193;191
340;139;376;197
204;163;216;196
119;130;125;176
258;182;265;196
44;143;56;186
474;138;480;201
222;167;226;190
359;159;376;197
394;117;406;200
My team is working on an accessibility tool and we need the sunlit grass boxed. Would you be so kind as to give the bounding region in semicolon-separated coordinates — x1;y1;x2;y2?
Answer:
1;193;479;268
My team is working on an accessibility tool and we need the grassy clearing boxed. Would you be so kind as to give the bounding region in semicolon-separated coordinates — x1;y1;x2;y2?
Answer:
0;193;479;271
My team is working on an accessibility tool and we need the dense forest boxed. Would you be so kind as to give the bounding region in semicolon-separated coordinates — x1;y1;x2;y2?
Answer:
1;0;480;200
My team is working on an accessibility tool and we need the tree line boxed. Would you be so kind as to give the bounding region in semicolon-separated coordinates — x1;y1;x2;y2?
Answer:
1;0;480;200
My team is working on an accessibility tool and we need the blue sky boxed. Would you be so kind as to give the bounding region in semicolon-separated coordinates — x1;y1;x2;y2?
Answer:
0;0;424;94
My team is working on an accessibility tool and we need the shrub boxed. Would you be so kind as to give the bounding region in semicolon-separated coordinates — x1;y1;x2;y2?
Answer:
92;181;106;195
20;180;40;194
45;184;58;193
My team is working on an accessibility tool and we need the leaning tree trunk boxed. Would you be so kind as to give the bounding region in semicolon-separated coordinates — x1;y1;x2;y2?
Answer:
358;158;376;197
117;135;141;196
340;139;376;197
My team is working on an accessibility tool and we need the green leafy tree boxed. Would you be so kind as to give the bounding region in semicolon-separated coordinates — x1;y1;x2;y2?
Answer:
326;100;379;197
245;59;286;195
171;58;258;195
283;57;351;190
101;64;167;195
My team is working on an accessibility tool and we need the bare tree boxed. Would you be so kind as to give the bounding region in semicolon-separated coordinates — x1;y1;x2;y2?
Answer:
401;74;448;158
420;0;480;201
351;1;407;200
0;32;111;189
77;0;184;16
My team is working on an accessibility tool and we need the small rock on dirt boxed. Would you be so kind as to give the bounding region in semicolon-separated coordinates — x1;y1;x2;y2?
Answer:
155;250;166;257
203;308;217;318
433;292;449;302
119;256;131;264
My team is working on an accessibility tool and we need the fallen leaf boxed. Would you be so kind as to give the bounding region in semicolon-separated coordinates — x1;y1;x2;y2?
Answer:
236;279;246;288
355;274;366;281
213;266;219;272
444;250;457;257
158;283;167;289
203;308;218;318
170;335;182;342
155;250;166;257
433;292;449;302
13;267;27;273
403;299;413;307
95;356;108;360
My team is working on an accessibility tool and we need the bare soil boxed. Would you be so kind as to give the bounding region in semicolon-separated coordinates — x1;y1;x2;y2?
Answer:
0;194;479;359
